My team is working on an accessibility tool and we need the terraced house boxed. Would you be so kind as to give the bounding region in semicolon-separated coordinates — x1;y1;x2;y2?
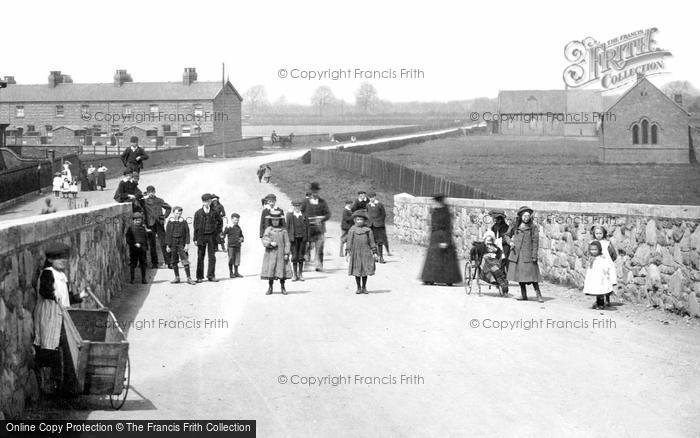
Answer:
0;68;242;151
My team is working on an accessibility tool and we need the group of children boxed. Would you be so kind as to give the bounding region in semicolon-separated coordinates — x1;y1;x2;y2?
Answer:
583;225;618;310
52;172;79;199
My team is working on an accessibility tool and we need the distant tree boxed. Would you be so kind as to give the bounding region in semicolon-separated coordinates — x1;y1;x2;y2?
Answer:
244;85;269;115
311;86;336;116
355;82;378;114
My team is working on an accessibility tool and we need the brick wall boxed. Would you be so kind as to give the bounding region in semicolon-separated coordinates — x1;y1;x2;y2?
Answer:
0;203;131;418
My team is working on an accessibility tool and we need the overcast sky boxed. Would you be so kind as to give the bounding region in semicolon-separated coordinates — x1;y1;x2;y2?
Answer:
0;0;695;104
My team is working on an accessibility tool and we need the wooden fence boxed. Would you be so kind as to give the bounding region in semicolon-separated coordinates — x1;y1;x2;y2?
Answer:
311;149;497;199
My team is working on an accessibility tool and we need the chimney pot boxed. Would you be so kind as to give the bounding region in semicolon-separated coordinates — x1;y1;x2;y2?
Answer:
183;67;197;86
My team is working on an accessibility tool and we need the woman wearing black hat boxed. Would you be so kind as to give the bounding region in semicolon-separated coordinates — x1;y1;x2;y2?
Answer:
420;195;463;286
506;206;543;302
490;210;511;273
33;242;85;393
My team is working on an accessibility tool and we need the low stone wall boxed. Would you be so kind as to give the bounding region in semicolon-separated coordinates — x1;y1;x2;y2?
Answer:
0;203;131;418
203;137;263;158
80;146;198;179
393;194;700;316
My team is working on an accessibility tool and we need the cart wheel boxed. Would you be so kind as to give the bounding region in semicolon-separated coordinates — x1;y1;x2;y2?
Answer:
110;355;130;410
464;261;473;294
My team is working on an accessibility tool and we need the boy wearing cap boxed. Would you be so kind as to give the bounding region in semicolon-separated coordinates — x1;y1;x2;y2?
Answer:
126;212;149;284
193;193;222;282
210;194;227;252
366;192;388;263
286;200;308;281
351;190;369;212
223;213;244;278
165;206;196;285
143;185;172;269
120;136;149;175
113;171;143;205
259;194;285;238
339;199;354;257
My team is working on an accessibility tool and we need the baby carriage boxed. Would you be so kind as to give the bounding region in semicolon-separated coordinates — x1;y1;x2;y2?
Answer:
464;235;509;296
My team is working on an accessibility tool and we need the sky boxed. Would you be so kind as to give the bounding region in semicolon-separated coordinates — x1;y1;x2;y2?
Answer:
0;0;696;104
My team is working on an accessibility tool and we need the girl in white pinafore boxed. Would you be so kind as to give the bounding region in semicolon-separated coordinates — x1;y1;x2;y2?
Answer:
583;240;615;310
590;225;618;306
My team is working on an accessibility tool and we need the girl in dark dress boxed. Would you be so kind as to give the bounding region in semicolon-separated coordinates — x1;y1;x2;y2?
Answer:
505;206;543;302
421;194;462;286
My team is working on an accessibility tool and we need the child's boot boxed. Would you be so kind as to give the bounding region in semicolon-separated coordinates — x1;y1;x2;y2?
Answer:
141;267;148;284
229;263;234;279
281;280;287;295
171;266;180;284
297;261;304;281
234;265;242;278
130;267;135;284
292;263;299;281
378;246;385;264
184;265;196;285
517;283;528;301
534;282;543;303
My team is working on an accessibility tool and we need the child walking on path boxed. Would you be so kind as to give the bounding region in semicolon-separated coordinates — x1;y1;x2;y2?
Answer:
126;212;149;284
165;207;196;285
583;240;616;310
261;210;292;295
224;213;244;278
346;210;379;294
590;225;618;306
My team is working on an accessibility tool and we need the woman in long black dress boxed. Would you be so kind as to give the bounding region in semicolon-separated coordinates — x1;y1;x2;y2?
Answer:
421;194;462;286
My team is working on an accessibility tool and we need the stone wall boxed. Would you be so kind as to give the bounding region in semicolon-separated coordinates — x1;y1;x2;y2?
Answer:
393;194;700;316
0;203;131;418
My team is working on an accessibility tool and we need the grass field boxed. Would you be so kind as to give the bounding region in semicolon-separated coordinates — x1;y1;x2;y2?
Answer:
270;159;395;224
372;136;700;205
242;125;405;138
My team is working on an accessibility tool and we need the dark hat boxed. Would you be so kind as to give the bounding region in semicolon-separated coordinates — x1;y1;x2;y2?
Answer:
201;193;212;201
357;190;367;194
264;193;277;201
265;209;284;220
146;185;155;192
432;193;445;202
309;181;321;191
129;136;139;143
210;194;219;200
368;191;377;197
291;199;303;206
45;242;70;259
231;212;240;218
352;210;368;219
516;206;534;216
489;210;506;219
132;212;144;219
123;170;132;176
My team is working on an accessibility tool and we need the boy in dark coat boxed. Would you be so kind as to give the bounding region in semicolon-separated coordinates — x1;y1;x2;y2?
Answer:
339;199;354;257
126;212;149;284
223;213;244;278
286;200;309;281
165;206;196;285
366;192;388;263
490;210;510;273
259;194;285;238
301;182;331;272
143;185;172;268
120;136;149;174
193;193;222;282
350;190;369;212
211;194;227;252
113;171;142;204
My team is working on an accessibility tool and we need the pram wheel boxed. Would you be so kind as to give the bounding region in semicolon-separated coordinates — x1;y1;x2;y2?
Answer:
464;260;481;295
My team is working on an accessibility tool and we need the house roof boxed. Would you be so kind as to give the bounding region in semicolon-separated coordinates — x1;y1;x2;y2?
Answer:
498;89;607;114
606;76;691;116
0;80;243;103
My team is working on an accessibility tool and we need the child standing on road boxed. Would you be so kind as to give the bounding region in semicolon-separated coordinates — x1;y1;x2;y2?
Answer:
224;213;244;278
126;212;149;284
590;225;618;307
52;173;62;198
261;210;292;295
346;210;379;294
165;207;196;285
339;199;354;257
583;240;615;310
286;200;308;281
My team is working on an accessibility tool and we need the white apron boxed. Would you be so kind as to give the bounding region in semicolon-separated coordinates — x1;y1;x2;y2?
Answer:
33;267;70;349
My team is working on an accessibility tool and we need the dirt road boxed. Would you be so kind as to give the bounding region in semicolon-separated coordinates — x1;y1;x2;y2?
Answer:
24;151;700;437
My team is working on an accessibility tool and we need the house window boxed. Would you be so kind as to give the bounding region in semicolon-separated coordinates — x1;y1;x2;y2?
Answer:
651;124;658;145
194;104;203;117
27;125;35;133
45;125;52;133
632;124;639;144
81;104;89;115
92;125;102;133
181;125;191;137
641;119;649;144
111;125;120;134
194;126;202;135
56;105;64;117
149;104;159;115
162;124;171;132
16;106;24;118
146;129;158;137
123;104;132;115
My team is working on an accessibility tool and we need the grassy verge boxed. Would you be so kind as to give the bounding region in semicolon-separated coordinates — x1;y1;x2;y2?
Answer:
271;158;395;224
372;136;700;205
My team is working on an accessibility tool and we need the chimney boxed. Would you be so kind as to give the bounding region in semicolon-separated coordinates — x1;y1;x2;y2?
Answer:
3;76;16;85
674;93;683;106
48;71;62;88
113;69;133;86
183;67;197;86
61;74;73;84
